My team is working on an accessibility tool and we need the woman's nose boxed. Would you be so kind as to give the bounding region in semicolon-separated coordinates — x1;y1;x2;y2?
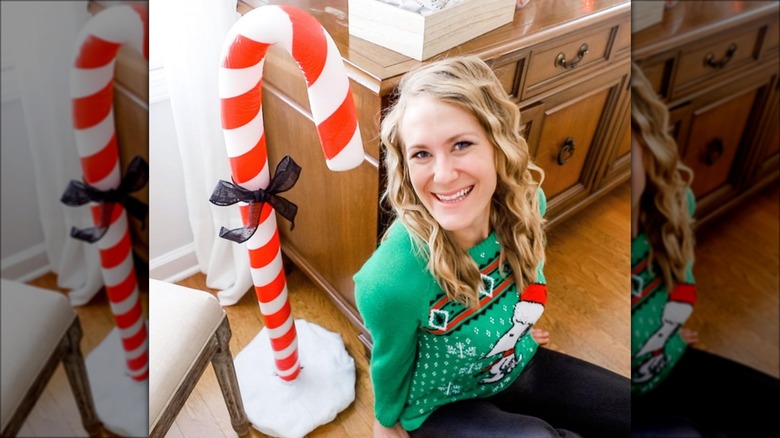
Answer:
433;155;458;185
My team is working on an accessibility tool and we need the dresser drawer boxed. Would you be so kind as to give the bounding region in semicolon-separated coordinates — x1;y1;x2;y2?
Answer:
640;61;668;98
672;27;762;98
612;20;631;56
492;54;525;99
523;23;614;99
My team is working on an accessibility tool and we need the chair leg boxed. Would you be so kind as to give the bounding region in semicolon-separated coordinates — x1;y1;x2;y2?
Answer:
62;319;103;436
150;339;218;438
211;317;250;436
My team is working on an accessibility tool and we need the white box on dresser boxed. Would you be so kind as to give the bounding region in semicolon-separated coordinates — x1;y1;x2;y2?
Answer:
348;0;516;60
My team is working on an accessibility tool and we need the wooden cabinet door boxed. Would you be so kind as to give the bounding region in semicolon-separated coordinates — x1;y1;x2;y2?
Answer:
534;88;608;198
525;68;625;221
669;69;775;220
682;88;757;198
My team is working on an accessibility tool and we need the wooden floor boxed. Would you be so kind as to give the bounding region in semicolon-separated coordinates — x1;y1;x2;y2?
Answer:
14;180;779;437
687;180;780;378
542;182;632;377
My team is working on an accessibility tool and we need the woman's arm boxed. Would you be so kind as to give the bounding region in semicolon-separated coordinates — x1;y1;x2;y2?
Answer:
356;280;419;428
355;230;423;430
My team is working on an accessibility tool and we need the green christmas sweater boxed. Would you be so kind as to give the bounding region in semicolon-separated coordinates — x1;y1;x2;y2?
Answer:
354;191;547;431
631;188;696;394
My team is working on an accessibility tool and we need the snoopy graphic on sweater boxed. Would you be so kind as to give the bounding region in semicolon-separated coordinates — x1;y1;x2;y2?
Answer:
633;282;696;383
479;284;546;384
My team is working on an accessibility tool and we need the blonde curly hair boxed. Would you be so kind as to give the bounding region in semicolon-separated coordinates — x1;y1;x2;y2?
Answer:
380;56;546;307
631;61;695;288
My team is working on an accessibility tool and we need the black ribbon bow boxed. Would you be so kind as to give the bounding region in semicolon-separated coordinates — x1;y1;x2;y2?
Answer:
60;155;149;243
209;155;301;244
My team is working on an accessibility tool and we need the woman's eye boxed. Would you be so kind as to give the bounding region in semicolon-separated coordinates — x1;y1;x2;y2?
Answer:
454;141;473;150
411;150;431;159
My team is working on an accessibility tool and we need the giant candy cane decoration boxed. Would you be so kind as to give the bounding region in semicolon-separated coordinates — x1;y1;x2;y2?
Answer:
218;6;364;381
68;4;149;382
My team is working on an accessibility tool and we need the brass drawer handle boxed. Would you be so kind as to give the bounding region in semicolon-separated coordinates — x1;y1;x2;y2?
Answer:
557;137;576;165
555;44;589;69
703;138;724;165
704;43;737;69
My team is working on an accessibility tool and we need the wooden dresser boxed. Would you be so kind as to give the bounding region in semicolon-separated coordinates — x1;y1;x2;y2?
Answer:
238;0;631;350
633;1;779;228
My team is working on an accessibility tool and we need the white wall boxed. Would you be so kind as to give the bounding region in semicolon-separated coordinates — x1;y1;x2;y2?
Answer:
146;0;201;282
148;69;198;282
0;59;47;280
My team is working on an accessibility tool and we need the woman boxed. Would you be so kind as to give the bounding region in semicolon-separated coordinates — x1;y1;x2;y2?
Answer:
631;61;779;437
355;56;629;438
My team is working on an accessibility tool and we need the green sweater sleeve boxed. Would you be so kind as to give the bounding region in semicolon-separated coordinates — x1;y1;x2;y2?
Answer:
354;224;427;428
538;186;547;218
537;187;547;284
684;187;696;284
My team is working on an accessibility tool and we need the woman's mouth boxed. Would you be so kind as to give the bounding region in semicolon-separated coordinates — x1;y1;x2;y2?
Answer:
434;186;474;204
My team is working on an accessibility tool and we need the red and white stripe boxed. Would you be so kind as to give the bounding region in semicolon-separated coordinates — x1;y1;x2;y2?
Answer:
218;6;364;381
70;4;148;382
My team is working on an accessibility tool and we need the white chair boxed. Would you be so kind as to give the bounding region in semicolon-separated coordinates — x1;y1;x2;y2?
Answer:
0;279;102;437
148;279;249;437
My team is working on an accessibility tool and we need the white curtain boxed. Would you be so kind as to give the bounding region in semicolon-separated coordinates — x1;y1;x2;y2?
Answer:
159;0;253;305
3;1;103;306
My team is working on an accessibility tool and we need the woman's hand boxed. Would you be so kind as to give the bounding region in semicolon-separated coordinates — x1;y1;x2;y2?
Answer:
680;327;699;345
374;419;410;438
531;328;550;345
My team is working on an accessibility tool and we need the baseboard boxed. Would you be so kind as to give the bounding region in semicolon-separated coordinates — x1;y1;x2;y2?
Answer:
0;243;50;282
149;243;200;283
3;242;201;284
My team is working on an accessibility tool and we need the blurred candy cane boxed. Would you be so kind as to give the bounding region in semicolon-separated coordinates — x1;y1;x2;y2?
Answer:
67;4;149;382
215;5;364;381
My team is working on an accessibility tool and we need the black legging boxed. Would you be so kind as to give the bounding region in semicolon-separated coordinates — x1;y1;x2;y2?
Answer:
410;347;631;438
632;347;780;437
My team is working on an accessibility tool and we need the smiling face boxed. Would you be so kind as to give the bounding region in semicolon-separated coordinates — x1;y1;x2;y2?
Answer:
399;95;497;249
